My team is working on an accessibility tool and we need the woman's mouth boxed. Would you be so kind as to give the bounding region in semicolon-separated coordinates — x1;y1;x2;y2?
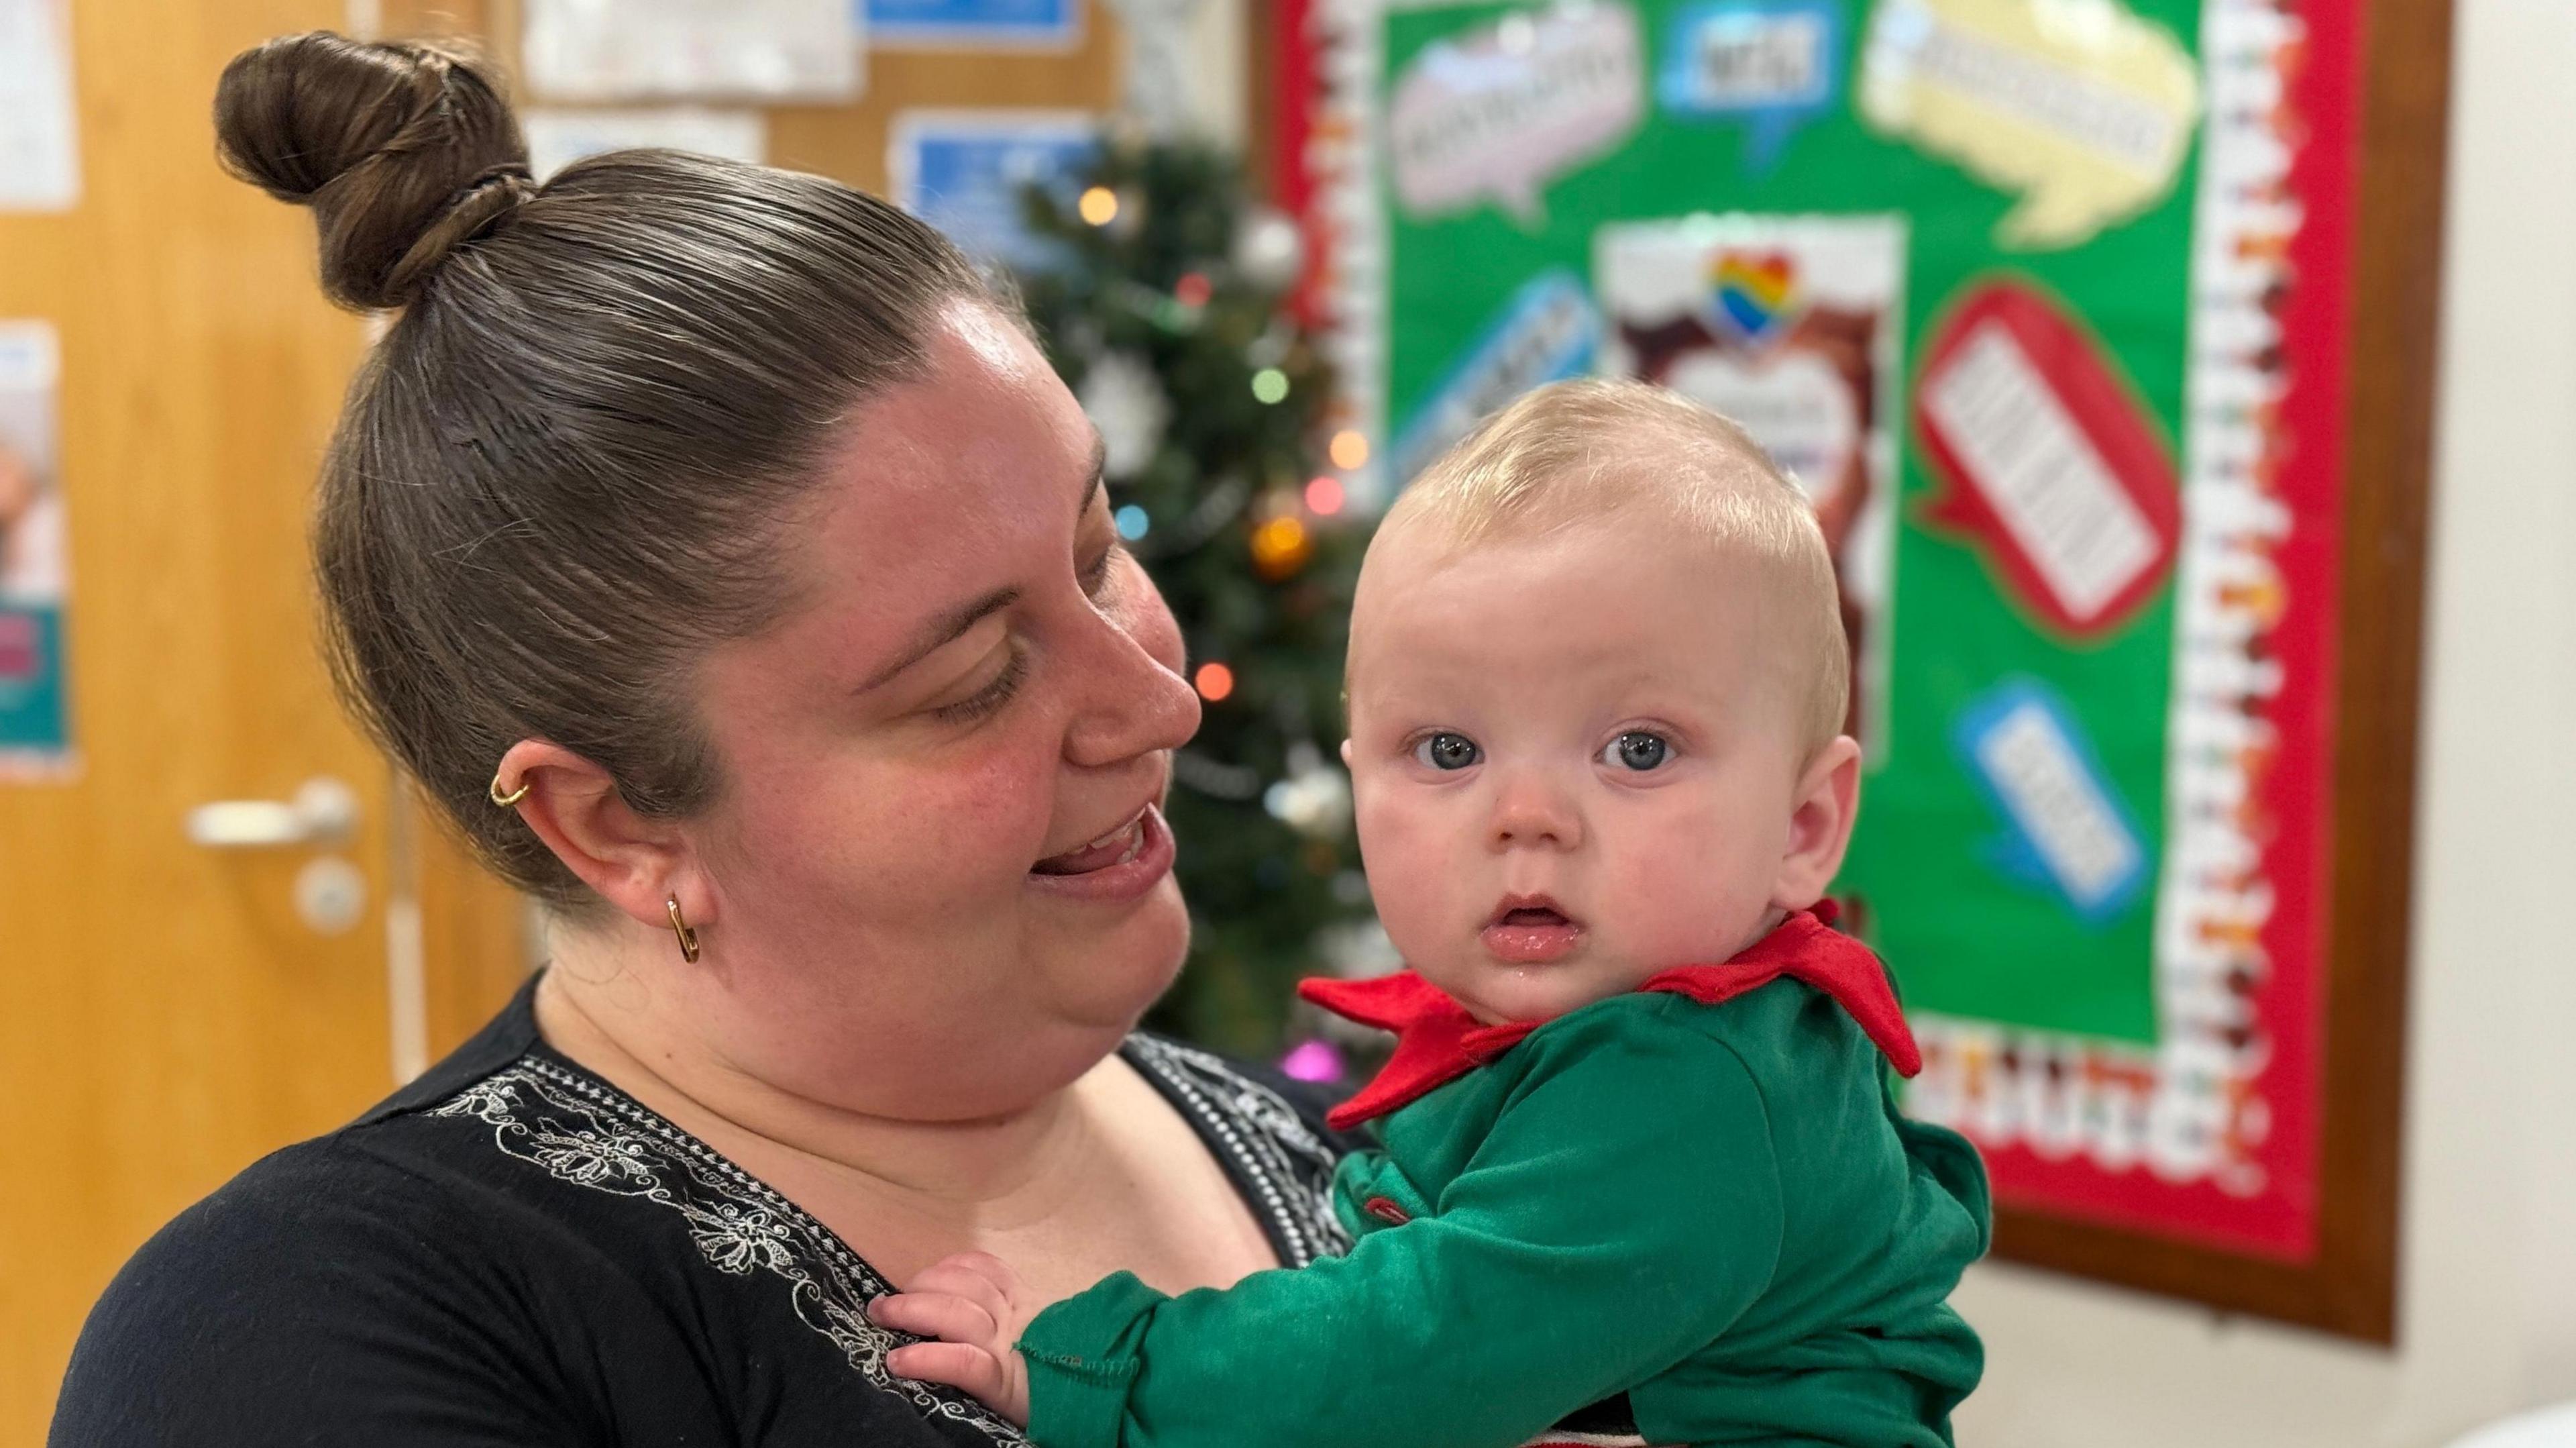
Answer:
1026;804;1175;902
1482;897;1585;964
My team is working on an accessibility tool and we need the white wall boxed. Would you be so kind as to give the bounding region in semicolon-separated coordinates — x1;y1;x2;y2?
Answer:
1954;1;2576;1443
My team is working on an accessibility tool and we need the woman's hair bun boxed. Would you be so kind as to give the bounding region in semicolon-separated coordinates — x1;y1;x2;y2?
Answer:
215;32;534;311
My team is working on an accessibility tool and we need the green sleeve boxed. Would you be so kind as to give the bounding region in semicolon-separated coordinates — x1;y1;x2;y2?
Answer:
1018;1006;1785;1448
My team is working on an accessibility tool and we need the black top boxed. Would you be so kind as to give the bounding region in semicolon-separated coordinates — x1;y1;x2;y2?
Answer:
50;979;1356;1447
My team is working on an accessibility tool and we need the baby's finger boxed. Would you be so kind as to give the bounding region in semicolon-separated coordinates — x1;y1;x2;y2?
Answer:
867;1291;998;1347
888;1341;1008;1400
911;1258;1018;1318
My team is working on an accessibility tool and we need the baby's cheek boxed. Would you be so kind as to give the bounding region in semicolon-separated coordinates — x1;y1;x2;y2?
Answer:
1351;786;1464;955
1605;803;1777;958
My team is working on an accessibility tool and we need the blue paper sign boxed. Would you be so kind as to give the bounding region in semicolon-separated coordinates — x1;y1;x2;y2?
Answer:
863;0;1081;48
1391;270;1602;484
890;114;1097;275
1953;679;2149;923
1658;0;1843;172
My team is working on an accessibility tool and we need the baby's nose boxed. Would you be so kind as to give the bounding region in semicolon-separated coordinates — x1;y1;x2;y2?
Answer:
1488;776;1583;851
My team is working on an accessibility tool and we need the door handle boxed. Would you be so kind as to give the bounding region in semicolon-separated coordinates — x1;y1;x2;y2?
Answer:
185;776;360;849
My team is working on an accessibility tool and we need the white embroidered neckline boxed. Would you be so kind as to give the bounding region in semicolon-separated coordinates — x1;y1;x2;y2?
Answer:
429;1037;1347;1442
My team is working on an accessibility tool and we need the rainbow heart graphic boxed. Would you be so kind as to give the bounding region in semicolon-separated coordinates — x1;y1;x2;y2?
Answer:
1709;250;1799;342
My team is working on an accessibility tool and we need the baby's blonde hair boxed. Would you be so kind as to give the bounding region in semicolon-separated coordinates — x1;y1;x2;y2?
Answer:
1379;377;1850;751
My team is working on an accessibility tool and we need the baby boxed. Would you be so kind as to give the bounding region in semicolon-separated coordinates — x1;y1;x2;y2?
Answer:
871;378;1990;1447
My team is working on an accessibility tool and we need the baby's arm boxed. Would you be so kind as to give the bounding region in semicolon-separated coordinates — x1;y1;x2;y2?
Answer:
881;1009;1786;1448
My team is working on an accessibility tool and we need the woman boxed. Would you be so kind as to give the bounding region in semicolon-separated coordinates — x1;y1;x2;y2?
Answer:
49;32;1352;1446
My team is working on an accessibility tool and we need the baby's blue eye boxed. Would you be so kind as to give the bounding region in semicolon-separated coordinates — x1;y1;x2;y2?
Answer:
1413;733;1482;770
1602;731;1670;772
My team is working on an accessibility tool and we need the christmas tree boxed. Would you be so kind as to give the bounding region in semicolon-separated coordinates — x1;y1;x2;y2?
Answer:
1014;135;1380;1057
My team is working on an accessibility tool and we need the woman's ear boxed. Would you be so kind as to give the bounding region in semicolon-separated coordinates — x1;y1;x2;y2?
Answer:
491;739;707;931
1770;735;1862;913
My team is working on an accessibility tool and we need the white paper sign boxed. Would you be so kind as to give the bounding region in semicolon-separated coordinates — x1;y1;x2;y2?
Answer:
1920;320;2160;622
523;109;768;180
525;0;863;103
0;0;80;212
1385;3;1644;224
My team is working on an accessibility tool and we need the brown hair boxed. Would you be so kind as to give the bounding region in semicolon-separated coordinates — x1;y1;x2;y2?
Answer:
215;32;997;908
1382;378;1850;750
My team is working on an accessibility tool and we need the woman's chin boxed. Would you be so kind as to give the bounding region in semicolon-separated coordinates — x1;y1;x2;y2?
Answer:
1057;879;1191;1026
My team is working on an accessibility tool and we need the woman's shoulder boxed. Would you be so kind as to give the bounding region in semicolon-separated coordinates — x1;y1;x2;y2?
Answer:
54;978;1018;1446
1118;1032;1366;1268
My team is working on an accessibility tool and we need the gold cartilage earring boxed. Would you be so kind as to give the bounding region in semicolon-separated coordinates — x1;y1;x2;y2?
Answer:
488;770;531;807
666;896;701;964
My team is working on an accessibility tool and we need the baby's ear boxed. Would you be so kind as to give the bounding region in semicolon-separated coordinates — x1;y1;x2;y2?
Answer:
1340;738;1354;768
1771;736;1862;913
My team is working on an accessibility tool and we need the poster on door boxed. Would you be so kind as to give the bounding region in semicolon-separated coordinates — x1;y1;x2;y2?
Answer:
0;0;80;212
0;321;74;778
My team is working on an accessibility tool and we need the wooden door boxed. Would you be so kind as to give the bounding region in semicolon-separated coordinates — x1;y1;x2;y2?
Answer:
0;0;1132;1435
0;3;523;1440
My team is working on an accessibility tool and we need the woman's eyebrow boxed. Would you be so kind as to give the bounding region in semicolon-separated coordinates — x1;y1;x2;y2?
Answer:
859;587;1020;694
858;439;1106;695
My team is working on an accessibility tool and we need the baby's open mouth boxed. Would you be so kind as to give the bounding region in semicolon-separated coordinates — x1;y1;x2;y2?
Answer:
1483;895;1586;964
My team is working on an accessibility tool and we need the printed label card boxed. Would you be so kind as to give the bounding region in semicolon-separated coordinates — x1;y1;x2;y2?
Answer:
1656;0;1844;172
525;0;863;103
1385;1;1646;225
1913;277;2179;637
523;109;768;180
1858;0;2200;248
0;0;78;211
1596;213;1907;744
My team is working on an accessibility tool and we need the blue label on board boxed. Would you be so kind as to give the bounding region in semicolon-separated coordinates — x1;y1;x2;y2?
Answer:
1953;678;2148;923
1657;0;1843;172
1391;270;1602;484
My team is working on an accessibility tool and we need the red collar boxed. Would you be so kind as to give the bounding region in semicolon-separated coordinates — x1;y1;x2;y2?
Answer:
1295;904;1921;1131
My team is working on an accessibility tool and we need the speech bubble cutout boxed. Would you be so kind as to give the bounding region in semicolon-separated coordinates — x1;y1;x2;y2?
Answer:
1914;278;2178;636
1954;678;2147;922
1393;270;1602;482
1387;3;1647;225
1858;0;2200;249
1657;0;1843;172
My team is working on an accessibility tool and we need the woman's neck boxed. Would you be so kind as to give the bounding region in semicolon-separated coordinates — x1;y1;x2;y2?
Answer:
531;935;1112;1231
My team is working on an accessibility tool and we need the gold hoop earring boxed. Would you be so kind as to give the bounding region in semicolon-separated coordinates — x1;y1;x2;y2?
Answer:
488;771;530;807
666;896;701;964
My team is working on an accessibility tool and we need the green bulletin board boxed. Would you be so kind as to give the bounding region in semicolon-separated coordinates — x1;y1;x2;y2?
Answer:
1322;0;2396;1296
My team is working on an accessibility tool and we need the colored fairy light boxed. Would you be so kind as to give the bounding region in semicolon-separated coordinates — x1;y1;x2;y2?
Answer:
1173;272;1213;307
1250;515;1313;579
1078;186;1120;225
1250;368;1290;404
1194;662;1235;702
1328;429;1370;470
1115;504;1150;540
1304;476;1345;515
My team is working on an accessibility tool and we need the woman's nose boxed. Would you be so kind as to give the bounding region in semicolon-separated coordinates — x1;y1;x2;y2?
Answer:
1488;770;1583;851
1061;577;1201;769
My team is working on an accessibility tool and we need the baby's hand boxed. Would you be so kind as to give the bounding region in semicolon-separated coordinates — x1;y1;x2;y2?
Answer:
869;1251;1038;1427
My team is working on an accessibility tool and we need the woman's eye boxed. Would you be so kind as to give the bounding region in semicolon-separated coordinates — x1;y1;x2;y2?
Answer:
1601;731;1671;772
1079;544;1121;599
930;645;1028;725
1411;733;1483;771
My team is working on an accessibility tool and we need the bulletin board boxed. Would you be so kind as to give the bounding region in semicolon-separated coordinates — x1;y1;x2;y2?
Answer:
1299;0;2448;1337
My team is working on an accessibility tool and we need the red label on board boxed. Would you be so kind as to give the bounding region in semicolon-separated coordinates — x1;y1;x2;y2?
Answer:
1913;280;2182;637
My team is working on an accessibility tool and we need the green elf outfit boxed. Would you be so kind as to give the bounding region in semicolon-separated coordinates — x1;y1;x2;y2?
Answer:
1016;905;1990;1448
